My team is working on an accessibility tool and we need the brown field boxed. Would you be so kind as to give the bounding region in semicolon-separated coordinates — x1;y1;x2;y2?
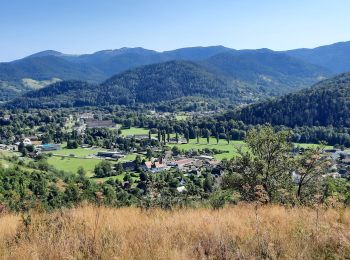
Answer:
1;204;350;259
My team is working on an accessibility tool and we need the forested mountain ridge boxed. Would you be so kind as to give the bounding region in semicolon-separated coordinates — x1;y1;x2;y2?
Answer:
99;60;257;104
0;46;230;102
0;46;232;84
0;44;340;102
233;72;350;127
285;41;350;74
6;81;98;108
201;51;330;95
6;61;260;108
0;55;106;82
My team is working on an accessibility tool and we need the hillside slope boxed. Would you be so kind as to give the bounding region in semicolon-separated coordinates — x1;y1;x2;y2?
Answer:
7;61;260;108
0;78;61;102
0;46;231;85
1;205;349;259
99;60;257;104
7;81;97;108
0;55;105;83
285;41;350;73
201;51;330;95
0;45;336;102
233;72;350;127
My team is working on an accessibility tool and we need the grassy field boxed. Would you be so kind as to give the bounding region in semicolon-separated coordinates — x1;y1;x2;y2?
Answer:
47;147;104;157
47;156;102;176
45;147;105;176
120;153;139;162
46;149;141;178
171;138;334;160
121;127;149;136
119;127;333;160
1;205;349;259
169;137;246;160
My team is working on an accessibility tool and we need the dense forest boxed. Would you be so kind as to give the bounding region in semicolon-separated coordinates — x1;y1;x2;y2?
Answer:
100;60;255;104
6;61;260;108
0;45;335;103
233;72;350;128
6;81;99;108
201;50;329;95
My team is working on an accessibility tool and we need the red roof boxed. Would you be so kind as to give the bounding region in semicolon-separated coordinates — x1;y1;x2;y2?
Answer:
144;161;167;169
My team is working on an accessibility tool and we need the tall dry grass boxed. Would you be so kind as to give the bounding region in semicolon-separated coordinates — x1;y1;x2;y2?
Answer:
0;204;349;259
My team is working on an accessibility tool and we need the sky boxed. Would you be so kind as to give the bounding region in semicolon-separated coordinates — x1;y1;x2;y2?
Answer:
1;0;350;62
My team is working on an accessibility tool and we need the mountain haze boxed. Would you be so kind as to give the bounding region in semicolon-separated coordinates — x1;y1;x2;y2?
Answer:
285;41;350;74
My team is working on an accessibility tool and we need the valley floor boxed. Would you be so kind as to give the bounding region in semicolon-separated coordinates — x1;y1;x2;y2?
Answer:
1;204;349;259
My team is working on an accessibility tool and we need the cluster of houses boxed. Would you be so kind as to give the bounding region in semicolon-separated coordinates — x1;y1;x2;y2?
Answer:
117;154;222;193
0;135;62;155
72;112;118;135
120;154;220;176
325;148;350;178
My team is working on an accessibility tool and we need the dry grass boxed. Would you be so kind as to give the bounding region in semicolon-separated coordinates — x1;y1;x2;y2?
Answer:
0;204;350;259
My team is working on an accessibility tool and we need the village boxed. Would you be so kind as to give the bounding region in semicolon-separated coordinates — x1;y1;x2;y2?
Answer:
0;111;228;190
1;110;350;190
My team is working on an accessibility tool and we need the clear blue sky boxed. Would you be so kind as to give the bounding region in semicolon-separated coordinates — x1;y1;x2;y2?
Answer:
1;0;350;61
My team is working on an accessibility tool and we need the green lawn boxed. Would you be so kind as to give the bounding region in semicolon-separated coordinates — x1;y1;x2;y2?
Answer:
46;147;104;157
46;151;141;178
170;137;334;160
120;153;140;162
169;137;247;160
110;127;338;161
47;156;102;176
121;127;149;136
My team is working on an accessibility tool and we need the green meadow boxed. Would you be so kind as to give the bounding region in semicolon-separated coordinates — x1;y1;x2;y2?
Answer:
121;127;149;136
47;156;135;183
47;156;101;176
169;137;246;160
46;150;141;178
47;147;104;157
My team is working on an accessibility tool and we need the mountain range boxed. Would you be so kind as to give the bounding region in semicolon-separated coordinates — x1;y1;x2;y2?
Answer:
2;41;350;106
6;61;258;108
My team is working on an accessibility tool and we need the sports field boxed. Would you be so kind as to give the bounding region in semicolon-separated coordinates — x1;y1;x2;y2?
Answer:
120;127;149;136
47;156;101;176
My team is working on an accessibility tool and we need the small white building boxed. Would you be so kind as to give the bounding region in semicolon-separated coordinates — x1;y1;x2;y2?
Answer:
23;138;32;146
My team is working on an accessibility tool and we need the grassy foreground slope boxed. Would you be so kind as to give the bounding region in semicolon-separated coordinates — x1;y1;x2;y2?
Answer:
1;205;349;259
